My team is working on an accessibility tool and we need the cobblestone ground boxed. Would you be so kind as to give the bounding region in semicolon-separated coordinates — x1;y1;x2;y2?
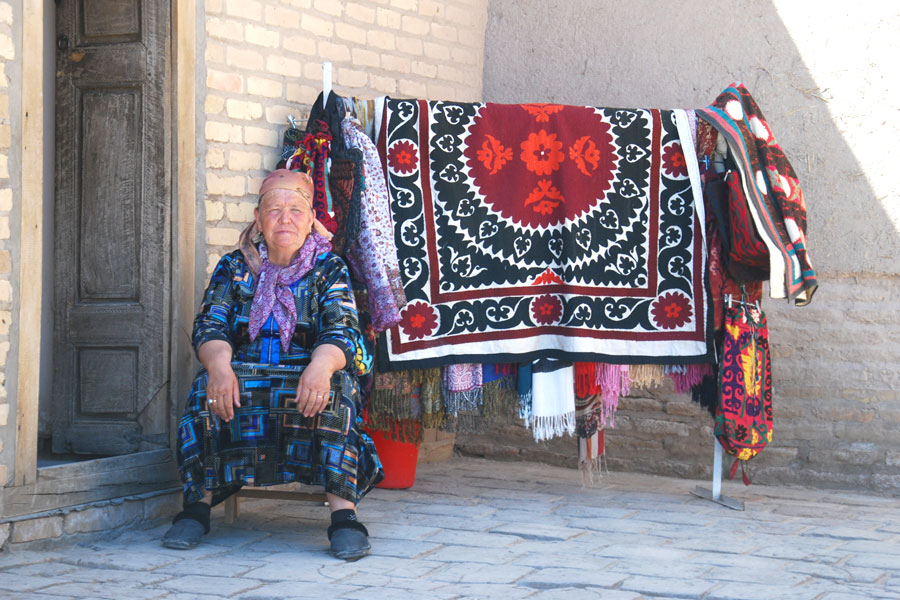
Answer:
1;457;899;599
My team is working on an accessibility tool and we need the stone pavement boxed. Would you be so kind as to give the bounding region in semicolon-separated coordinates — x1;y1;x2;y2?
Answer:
1;456;899;599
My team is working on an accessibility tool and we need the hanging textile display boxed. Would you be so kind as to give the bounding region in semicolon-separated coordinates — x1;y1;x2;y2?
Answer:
530;359;576;441
377;99;712;370
714;300;773;484
697;83;818;305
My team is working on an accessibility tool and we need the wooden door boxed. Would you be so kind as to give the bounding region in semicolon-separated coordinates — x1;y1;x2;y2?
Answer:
52;0;171;455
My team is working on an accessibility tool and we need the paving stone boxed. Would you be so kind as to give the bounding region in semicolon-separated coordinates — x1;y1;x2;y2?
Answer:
58;550;180;572
488;523;584;541
236;581;360;599
413;515;497;532
363;522;442;541
425;528;526;548
526;588;642;600
153;557;268;579
618;575;719;598
553;505;638;519
240;562;335;583
0;550;67;568
33;582;168;599
704;581;834;600
786;561;885;584
367;538;443;559
4;458;900;600
846;553;900;571
319;555;445;579
704;566;809;586
336;585;458;599
426;562;535;584
154;574;262;596
0;573;69;592
594;543;695;563
800;526;892;541
425;545;526;565
608;559;711;579
565;517;654;535
515;552;616;570
838;540;900;555
403;503;497;519
428;583;535;598
518;566;627;589
2;561;79;577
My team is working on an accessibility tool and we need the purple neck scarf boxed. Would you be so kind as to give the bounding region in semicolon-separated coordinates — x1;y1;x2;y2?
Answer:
248;232;332;351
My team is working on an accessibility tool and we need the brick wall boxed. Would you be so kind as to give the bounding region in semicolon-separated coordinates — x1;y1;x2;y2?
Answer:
200;0;488;271
0;0;14;486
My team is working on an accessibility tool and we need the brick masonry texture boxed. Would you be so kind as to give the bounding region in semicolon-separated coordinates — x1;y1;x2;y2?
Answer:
201;0;489;274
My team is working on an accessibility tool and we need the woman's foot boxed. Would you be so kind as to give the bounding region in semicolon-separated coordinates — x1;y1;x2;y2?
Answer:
327;509;370;560
162;518;206;549
161;501;211;550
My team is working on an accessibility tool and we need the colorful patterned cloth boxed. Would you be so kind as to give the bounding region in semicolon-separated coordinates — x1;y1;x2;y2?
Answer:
715;302;773;473
342;116;407;332
377;99;711;369
697;83;817;305
179;250;382;505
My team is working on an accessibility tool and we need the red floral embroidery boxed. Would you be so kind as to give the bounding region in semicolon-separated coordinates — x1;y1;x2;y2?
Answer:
522;104;565;123
531;294;563;325
399;301;438;340
569;136;602;176
476;134;512;175
388;140;417;175
651;292;693;329
531;268;564;286
524;180;565;215
520;130;564;176
662;143;688;178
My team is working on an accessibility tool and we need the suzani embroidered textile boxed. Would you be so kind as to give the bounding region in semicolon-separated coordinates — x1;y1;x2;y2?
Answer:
377;99;711;369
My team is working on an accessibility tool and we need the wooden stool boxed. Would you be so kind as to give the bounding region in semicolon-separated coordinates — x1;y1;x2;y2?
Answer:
223;487;329;524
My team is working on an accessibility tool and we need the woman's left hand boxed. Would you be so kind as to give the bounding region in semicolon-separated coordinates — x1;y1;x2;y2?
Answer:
295;343;347;417
295;361;334;417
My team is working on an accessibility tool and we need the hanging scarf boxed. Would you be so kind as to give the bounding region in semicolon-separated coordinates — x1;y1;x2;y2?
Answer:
442;363;483;416
596;364;630;427
530;359;575;442
667;363;715;394
248;233;332;352
517;361;533;426
629;364;667;390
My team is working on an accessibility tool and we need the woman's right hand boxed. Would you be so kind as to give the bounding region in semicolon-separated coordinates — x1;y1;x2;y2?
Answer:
197;340;241;422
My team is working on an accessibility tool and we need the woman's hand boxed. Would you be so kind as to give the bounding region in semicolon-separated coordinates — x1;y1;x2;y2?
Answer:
198;340;241;422
295;344;346;417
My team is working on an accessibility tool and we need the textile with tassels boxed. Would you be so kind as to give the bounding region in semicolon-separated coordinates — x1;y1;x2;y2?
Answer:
596;364;631;427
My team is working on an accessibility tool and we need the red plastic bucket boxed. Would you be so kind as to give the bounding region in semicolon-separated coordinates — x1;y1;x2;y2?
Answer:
369;429;420;489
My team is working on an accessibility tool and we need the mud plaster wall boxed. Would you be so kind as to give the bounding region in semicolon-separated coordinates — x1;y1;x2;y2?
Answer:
456;1;900;493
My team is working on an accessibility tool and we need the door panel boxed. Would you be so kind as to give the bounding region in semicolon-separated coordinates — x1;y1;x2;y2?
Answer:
79;88;141;300
53;0;170;455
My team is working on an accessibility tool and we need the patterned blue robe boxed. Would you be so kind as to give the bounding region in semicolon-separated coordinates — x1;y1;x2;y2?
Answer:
177;249;383;506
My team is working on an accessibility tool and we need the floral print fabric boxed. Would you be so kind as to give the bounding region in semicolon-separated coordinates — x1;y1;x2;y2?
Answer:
342;116;407;332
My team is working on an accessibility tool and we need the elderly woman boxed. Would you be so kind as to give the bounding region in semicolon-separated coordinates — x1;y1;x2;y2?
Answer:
162;169;383;560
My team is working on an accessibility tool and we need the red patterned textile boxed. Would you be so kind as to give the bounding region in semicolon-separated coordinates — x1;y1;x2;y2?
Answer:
377;99;711;369
697;84;817;305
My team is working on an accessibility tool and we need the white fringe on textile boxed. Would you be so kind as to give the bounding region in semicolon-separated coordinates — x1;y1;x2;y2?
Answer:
444;388;482;416
518;390;533;427
530;366;575;442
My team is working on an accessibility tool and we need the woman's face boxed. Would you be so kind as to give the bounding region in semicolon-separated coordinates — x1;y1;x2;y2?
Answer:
255;188;315;255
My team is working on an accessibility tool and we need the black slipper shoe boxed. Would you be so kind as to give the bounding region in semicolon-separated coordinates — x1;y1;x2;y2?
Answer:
161;518;206;550
327;520;371;561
